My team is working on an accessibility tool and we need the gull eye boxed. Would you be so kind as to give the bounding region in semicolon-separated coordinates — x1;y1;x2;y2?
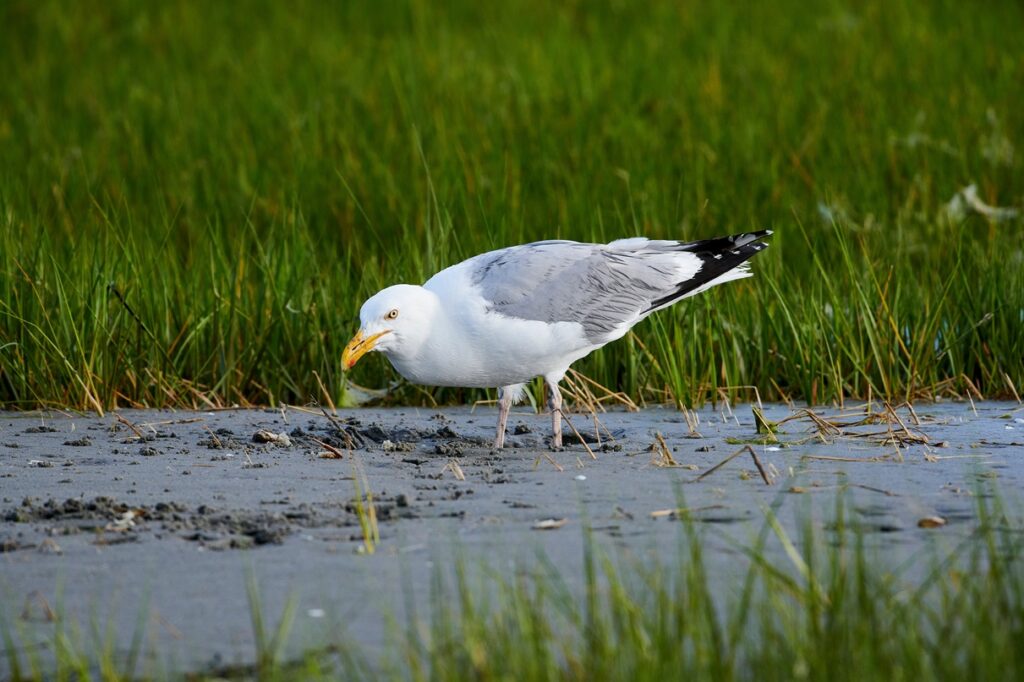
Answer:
385;309;399;320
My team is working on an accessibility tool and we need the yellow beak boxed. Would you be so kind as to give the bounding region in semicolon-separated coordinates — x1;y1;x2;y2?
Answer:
342;329;391;370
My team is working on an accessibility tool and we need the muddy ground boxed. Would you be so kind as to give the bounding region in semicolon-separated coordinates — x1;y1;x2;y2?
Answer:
1;401;1022;675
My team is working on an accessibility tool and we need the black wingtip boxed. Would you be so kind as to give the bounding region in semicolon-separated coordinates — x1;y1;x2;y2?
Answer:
674;229;772;255
727;229;773;247
641;230;772;313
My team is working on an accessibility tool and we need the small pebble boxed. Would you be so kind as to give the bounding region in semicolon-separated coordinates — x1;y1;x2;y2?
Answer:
575;475;587;481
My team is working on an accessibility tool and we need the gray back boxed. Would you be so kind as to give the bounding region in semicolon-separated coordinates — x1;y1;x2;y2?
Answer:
468;241;684;342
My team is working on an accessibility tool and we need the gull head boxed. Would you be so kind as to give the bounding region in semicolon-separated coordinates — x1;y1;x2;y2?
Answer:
342;284;436;370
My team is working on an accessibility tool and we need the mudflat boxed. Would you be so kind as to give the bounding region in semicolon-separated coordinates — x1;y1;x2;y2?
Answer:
2;402;1021;675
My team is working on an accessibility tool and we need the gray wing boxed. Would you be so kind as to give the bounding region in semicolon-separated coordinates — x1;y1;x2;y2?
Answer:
466;233;770;342
467;240;686;342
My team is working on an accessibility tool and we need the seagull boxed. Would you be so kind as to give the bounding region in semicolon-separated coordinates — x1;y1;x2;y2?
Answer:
343;231;771;449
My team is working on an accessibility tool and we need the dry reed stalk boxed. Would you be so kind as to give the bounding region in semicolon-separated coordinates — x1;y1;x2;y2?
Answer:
20;590;57;623
650;504;725;519
768;378;795;408
470;398;497;413
561;371;617;445
751;406;778;442
561;371;601;412
717;389;736;421
847;483;898;496
113;390;147;409
898;401;922;426
443;459;466;480
203;424;223;449
558;411;597;460
312;371;336;411
696;445;771;485
318;405;355;449
800;454;889;463
962;373;982;416
151;610;184;640
115;413;146;440
533;452;564;472
651;432;678;467
285;404;320;416
748;447;773;485
568;369;639;411
185;379;221;409
883;402;929;445
1004;372;1022;404
313;437;345;459
138;417;203;427
680;406;702;437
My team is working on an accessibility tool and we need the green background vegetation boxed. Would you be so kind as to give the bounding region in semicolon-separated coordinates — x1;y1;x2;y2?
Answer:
1;0;1022;409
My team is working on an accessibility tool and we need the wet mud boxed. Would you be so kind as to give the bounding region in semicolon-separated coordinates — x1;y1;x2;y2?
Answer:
1;402;1022;674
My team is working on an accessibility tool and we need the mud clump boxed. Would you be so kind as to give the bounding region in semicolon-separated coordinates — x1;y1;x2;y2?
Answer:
124;433;156;443
172;505;290;546
381;440;416;453
435;442;466;456
198;429;244;449
2;496;294;548
303;417;483;453
5;496;138;525
2;493;415;552
330;422;435;449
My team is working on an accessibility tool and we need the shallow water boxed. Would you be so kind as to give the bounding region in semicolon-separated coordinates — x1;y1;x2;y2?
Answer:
1;401;1022;674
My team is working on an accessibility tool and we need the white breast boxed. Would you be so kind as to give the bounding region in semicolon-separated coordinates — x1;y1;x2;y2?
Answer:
387;264;598;388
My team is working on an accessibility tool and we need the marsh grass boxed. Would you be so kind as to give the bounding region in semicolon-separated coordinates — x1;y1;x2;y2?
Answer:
349;455;380;555
3;489;1023;680
1;0;1022;410
245;570;298;675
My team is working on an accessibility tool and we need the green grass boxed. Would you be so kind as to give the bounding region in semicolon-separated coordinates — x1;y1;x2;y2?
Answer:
1;0;1022;410
4;491;1023;680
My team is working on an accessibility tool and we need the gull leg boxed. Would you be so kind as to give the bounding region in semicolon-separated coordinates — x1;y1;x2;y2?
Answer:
547;380;563;449
494;385;514;449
